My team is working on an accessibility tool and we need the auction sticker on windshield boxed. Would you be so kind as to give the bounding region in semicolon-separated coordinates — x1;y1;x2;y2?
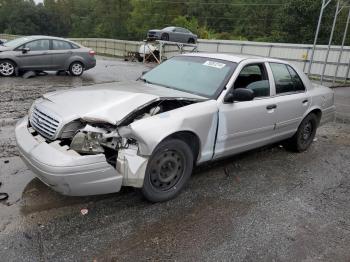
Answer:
203;61;226;69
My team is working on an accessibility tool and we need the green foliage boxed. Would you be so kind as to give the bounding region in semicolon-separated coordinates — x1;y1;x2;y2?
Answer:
0;0;349;45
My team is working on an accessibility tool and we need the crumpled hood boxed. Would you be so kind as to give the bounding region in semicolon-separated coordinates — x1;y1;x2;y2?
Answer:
38;81;205;125
0;45;12;52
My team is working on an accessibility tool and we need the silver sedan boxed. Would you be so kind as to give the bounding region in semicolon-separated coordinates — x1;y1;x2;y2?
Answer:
147;26;198;44
15;54;335;202
0;36;96;77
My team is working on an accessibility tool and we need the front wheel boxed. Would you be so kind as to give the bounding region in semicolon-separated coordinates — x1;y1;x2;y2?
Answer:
69;61;84;76
284;113;318;152
142;139;194;202
0;60;16;77
188;38;195;44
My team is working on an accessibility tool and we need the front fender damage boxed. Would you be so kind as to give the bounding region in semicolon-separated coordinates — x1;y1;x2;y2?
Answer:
63;98;204;188
116;145;148;188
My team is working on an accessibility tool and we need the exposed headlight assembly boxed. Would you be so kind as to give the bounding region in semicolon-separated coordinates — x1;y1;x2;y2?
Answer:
70;131;105;154
70;124;129;155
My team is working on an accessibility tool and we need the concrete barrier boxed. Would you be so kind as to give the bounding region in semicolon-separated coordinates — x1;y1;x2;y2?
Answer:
1;33;350;82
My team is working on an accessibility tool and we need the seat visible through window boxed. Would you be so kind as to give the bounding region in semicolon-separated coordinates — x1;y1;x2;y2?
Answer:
234;64;270;97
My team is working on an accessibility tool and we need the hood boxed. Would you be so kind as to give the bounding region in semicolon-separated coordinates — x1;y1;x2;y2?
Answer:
0;45;12;52
38;81;205;125
148;29;161;33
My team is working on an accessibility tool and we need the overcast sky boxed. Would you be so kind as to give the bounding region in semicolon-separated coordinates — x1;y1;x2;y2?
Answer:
34;0;43;4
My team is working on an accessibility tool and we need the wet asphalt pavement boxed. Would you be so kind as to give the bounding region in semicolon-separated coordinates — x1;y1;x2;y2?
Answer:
0;57;350;262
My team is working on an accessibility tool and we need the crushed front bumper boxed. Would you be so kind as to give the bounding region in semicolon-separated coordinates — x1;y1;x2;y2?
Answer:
15;117;123;196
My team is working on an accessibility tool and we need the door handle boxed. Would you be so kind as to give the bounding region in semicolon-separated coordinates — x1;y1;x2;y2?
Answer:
266;104;277;110
302;99;309;104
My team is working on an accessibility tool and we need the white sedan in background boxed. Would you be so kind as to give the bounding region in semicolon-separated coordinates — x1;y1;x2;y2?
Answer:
16;54;335;202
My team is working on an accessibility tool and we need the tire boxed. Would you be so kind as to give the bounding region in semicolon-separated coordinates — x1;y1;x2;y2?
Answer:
161;33;169;41
188;38;195;44
0;60;16;77
284;113;318;152
142;138;194;202
69;61;84;76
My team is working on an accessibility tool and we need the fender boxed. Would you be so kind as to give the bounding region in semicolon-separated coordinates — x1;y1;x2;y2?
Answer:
65;55;86;70
125;100;219;164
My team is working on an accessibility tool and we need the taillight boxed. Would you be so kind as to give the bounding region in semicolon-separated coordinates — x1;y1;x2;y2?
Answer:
89;50;96;56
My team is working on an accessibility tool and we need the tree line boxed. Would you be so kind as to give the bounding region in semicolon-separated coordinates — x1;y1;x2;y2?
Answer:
0;0;348;45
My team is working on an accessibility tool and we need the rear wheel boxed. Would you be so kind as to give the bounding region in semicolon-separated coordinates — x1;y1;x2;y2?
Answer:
69;61;84;76
284;113;318;152
142;139;193;202
0;60;16;77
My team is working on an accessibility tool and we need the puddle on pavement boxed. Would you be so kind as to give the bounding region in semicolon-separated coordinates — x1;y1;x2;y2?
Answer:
98;197;254;261
0;156;118;231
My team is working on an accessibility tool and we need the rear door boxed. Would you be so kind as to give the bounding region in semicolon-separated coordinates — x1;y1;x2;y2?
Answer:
15;39;52;70
50;40;75;70
215;62;277;158
268;62;309;140
173;28;187;43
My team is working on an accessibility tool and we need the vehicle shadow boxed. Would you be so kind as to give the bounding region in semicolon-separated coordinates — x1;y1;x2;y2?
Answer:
17;142;286;216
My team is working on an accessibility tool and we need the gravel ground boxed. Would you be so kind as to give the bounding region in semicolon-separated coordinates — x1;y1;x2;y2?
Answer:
0;57;349;262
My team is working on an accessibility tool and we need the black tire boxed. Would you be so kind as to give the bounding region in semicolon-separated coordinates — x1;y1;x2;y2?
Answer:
142;138;194;202
284;113;318;152
0;59;16;77
188;38;195;44
69;61;84;76
161;33;169;41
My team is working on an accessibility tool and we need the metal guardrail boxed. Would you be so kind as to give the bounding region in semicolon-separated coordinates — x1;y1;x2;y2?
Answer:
1;34;350;83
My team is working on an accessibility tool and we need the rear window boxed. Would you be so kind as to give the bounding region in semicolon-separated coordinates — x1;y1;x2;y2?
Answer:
53;40;73;50
270;63;305;94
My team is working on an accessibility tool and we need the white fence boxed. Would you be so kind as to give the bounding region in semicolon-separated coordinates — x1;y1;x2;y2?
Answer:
1;33;350;82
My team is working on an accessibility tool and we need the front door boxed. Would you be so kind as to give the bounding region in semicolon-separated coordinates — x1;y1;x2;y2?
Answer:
215;63;277;158
16;39;52;70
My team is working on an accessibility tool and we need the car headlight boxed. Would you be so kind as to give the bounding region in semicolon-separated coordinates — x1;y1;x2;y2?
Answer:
70;131;105;154
28;103;35;119
28;98;43;118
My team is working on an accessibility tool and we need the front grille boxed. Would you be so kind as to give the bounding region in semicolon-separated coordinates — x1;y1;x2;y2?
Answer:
30;106;60;140
147;32;158;39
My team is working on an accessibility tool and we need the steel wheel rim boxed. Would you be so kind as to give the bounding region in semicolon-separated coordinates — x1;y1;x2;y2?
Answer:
300;121;313;144
72;63;83;75
149;149;185;191
0;62;14;76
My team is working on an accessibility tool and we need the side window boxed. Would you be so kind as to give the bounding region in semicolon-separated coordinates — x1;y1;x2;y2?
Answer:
287;65;305;92
71;43;80;49
270;63;305;94
234;64;270;97
53;40;73;50
25;40;50;51
175;28;187;33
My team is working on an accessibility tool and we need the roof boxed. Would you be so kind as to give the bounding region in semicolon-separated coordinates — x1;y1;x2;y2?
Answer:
24;35;70;41
182;52;284;64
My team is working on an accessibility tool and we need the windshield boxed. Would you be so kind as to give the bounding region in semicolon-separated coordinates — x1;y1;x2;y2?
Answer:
3;37;33;48
142;56;236;98
162;27;175;31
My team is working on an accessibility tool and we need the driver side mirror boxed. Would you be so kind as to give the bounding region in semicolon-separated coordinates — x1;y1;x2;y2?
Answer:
224;88;255;103
21;47;30;54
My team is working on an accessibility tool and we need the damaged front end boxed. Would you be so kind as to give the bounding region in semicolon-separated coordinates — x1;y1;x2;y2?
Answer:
26;98;200;191
67;123;147;188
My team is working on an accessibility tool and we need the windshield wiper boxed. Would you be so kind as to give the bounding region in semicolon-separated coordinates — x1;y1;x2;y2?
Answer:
139;77;154;85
